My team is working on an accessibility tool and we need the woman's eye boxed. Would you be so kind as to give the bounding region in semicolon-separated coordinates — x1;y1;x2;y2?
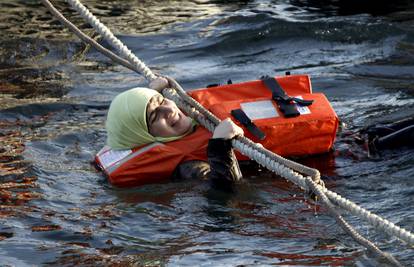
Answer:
149;98;166;126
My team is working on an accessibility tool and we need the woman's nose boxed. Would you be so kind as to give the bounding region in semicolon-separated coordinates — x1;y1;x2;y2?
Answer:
158;104;174;114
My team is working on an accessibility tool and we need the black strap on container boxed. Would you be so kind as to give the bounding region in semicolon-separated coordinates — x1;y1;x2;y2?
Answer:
261;75;313;118
206;79;232;88
231;108;266;140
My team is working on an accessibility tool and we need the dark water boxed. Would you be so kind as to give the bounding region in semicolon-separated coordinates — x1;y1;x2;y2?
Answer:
1;0;413;266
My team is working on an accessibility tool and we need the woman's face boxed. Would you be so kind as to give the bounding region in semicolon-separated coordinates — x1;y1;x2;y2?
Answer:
146;94;193;137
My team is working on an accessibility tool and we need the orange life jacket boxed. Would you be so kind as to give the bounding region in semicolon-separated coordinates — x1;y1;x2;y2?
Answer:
95;74;339;187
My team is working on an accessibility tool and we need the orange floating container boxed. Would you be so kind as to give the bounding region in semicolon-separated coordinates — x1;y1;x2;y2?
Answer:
96;74;339;187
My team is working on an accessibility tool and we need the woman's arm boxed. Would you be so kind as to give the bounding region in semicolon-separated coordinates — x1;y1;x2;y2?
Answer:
207;138;242;192
173;118;244;191
172;139;242;192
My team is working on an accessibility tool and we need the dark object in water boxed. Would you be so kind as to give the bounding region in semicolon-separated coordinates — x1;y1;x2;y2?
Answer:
365;117;414;153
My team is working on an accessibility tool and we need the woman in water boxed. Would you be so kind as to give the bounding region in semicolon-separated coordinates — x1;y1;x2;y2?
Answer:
105;76;244;191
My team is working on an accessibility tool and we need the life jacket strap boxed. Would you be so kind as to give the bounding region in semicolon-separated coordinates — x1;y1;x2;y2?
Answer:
231;108;266;140
261;75;313;118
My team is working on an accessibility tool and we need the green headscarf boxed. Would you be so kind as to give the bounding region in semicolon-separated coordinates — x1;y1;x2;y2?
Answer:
106;87;187;149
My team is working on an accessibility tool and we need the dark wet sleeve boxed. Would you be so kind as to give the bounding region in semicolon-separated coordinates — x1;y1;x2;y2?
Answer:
172;160;211;180
372;125;414;151
366;117;414;153
207;138;243;192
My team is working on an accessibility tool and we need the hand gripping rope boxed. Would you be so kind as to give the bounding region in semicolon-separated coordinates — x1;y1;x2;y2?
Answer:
41;0;413;265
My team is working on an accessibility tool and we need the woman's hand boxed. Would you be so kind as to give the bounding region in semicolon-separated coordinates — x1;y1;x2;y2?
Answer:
149;76;169;92
212;118;244;139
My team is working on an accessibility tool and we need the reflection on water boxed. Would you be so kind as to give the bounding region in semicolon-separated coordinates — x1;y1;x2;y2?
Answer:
1;0;414;266
0;0;246;39
291;0;414;17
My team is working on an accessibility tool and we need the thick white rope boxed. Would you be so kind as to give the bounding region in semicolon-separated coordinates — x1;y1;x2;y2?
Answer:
305;176;403;267
164;89;310;189
164;89;409;266
161;88;305;183
163;88;414;248
66;0;157;82
324;189;414;245
40;0;138;72
42;0;414;262
165;78;322;182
